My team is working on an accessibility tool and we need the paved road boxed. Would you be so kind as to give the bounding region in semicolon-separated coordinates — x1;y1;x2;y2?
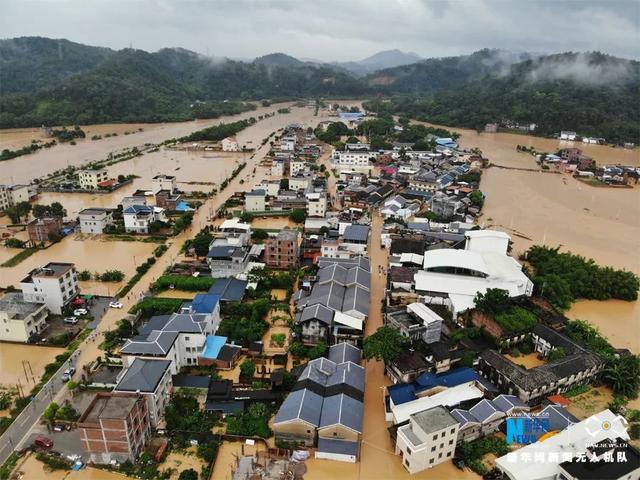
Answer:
0;352;80;464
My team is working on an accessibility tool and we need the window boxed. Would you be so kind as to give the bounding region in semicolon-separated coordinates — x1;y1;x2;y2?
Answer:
432;435;437;441
429;459;434;465
450;428;456;434
438;453;442;459
449;440;453;445
439;443;444;449
431;446;436;452
404;459;410;468
447;452;452;458
441;432;445;438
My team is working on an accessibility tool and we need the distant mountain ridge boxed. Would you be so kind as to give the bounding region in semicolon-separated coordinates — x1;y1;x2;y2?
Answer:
0;37;637;141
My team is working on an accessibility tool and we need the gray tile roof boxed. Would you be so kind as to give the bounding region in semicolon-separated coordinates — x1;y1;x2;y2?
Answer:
163;313;209;333
328;343;362;365
298;304;334;325
469;399;503;423
451;409;480;427
539;405;578;431
343;225;370;242
319;394;363;433
342;285;370;316
345;266;371;290
318;264;348;285
316;438;359;457
317;256;371;272
115;358;171;393
492;394;529;413
300;282;346;311
208;277;247;302
120;330;179;355
273;388;323;426
298;357;337;384
326;362;365;392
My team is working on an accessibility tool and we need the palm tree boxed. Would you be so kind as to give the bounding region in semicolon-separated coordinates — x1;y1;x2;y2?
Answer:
605;355;640;398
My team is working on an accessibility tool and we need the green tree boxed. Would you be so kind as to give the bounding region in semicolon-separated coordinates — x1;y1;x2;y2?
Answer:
547;347;566;361
538;274;574;310
363;326;408;363
605;355;640;398
469;190;484;207
239;211;253;223
178;469;198;480
251;229;269;242
42;402;60;426
78;269;92;281
240;359;256;379
288;209;306;223
308;342;327;360
191;231;214;257
279;178;289;190
474;288;511;315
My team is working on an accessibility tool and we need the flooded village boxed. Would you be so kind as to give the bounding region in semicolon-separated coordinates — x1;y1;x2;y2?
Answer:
0;97;638;480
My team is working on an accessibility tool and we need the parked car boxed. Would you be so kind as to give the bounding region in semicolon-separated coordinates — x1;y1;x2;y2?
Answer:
73;308;88;316
61;367;76;382
34;435;53;449
63;317;78;325
109;301;123;309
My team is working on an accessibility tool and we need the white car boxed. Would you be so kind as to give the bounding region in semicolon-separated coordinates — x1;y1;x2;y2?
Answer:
109;301;123;309
61;367;76;382
73;308;88;316
63;317;78;325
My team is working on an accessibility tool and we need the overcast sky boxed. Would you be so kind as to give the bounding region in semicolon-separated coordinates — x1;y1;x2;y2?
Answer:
1;0;639;61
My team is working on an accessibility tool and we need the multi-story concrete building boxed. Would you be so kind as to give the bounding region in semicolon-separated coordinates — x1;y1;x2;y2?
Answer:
20;262;78;314
265;229;300;269
113;359;172;427
154;190;182;210
78;208;114;234
78;392;151;464
123;205;164;234
0;184;35;212
395;406;459;474
290;160;306;175
78;169;109;189
306;192;327;217
244;189;267;212
271;160;285;177
332;150;375;172
221;136;240;152
0;292;48;343
151;174;177;193
26;216;62;244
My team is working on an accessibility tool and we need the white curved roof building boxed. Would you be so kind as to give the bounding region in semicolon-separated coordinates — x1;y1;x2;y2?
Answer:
414;230;533;315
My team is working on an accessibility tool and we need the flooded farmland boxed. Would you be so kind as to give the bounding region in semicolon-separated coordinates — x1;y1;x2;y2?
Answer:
0;343;64;388
0;102;294;185
36;148;242;217
0;236;158;296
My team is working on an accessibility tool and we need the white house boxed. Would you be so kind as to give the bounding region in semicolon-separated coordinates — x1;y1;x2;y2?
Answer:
395;406;459;474
332;150;376;172
78;169;109;189
271;160;285;177
78;208;114;234
290;160;306;176
380;195;420;221
280;136;296;151
0;292;49;343
221;136;240;152
414;230;533;316
123;205;165;234
0;184;36;211
245;189;267;212
560;130;577;141
289;175;313;192
306;192;327;217
151;175;177;193
20;262;78;314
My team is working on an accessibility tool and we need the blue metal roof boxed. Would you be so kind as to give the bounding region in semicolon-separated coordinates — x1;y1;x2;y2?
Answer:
188;293;220;314
202;335;227;359
389;367;487;405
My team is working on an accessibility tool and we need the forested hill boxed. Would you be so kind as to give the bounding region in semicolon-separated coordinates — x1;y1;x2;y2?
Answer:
0;37;113;94
0;38;638;142
364;52;640;143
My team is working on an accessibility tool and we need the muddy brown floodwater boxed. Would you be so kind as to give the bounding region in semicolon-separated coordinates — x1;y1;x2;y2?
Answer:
567;299;640;353
0;343;65;389
0;236;157;296
13;452;127;480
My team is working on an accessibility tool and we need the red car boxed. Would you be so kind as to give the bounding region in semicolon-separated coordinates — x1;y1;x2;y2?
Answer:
34;435;53;449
